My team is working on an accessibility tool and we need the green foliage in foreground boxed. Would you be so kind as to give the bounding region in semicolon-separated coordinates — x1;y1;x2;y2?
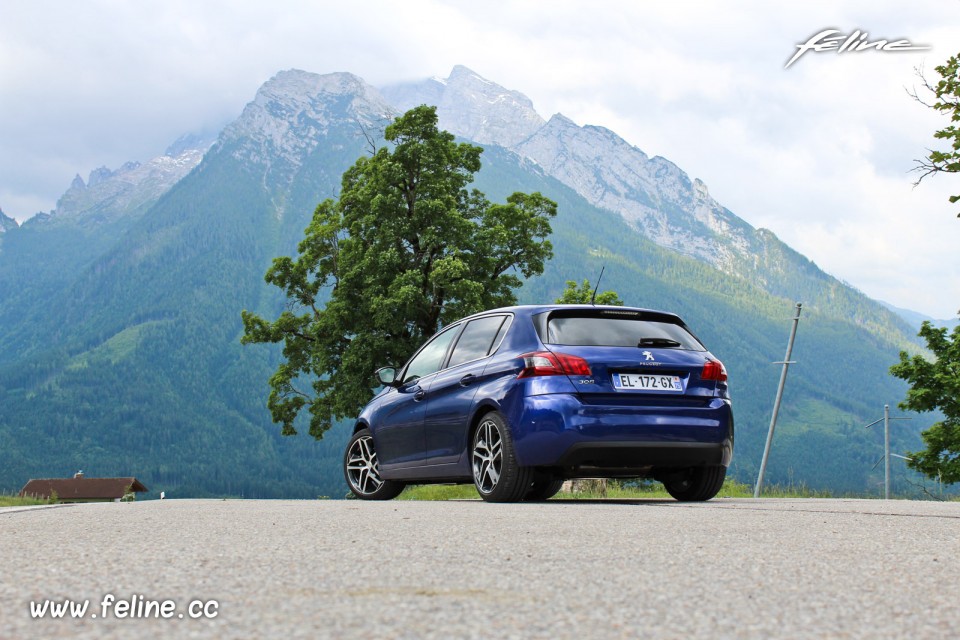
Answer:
0;493;48;507
397;484;481;501
396;479;835;501
891;321;960;484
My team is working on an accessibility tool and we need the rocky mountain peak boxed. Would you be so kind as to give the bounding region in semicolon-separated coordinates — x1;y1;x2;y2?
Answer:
48;136;211;225
0;207;18;233
258;69;388;114
381;66;545;148
223;69;395;142
513;109;756;269
218;69;396;182
379;68;752;268
166;132;215;157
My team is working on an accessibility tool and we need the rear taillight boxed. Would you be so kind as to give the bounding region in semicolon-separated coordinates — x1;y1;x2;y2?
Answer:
517;351;592;378
701;359;727;382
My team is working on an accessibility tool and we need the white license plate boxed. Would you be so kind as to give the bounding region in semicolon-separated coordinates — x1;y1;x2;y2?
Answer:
612;373;683;392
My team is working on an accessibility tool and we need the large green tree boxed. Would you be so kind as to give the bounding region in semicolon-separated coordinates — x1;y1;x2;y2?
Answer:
895;50;960;485
891;323;960;484
913;51;960;217
241;106;556;438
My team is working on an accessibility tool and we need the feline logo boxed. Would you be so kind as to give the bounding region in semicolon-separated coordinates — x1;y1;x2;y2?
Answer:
786;29;930;69
643;351;655;361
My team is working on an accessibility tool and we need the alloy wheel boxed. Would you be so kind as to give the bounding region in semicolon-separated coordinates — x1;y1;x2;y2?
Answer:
472;418;503;493
346;435;384;495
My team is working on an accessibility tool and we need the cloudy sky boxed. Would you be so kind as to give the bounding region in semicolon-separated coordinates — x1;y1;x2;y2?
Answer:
2;1;959;318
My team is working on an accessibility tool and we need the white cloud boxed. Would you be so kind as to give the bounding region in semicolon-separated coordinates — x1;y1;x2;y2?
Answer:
1;0;958;317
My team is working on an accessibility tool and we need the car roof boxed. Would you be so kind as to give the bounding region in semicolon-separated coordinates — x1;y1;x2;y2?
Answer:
456;304;684;324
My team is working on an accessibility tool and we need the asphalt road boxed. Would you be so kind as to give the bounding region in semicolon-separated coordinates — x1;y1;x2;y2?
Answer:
2;498;958;639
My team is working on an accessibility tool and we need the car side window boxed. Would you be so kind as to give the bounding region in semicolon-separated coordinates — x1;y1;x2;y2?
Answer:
447;316;507;368
402;325;459;384
488;316;512;355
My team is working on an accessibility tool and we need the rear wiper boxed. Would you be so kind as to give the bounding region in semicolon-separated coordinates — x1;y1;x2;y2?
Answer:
638;338;681;348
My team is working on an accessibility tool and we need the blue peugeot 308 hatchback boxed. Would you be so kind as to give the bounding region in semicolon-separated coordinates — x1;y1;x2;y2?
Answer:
344;304;733;502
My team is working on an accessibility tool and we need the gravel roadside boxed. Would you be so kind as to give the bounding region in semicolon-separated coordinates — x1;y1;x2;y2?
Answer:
2;498;958;639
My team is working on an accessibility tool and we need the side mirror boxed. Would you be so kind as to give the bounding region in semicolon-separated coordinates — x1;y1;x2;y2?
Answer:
376;366;399;387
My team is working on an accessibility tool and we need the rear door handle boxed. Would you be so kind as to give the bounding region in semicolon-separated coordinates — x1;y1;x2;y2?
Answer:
459;374;476;387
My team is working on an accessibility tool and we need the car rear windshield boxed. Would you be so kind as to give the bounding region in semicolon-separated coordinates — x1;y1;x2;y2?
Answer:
544;312;705;351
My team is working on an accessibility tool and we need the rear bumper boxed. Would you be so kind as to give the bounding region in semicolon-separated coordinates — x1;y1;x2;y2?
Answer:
552;441;731;477
506;393;734;473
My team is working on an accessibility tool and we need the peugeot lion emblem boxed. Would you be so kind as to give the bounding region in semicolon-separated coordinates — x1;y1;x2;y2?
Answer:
643;351;655;361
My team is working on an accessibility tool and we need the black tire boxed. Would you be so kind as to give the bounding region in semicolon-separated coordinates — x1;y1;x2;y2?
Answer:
343;428;405;500
524;474;565;501
471;411;534;503
663;465;726;502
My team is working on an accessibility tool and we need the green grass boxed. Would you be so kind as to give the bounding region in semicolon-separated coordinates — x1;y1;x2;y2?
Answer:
0;493;48;507
397;484;481;501
395;478;836;501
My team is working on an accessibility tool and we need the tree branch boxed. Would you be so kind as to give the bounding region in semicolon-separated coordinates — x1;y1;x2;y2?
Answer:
356;119;380;156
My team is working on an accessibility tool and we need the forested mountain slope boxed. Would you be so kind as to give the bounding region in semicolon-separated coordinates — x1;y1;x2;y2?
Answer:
0;69;929;498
